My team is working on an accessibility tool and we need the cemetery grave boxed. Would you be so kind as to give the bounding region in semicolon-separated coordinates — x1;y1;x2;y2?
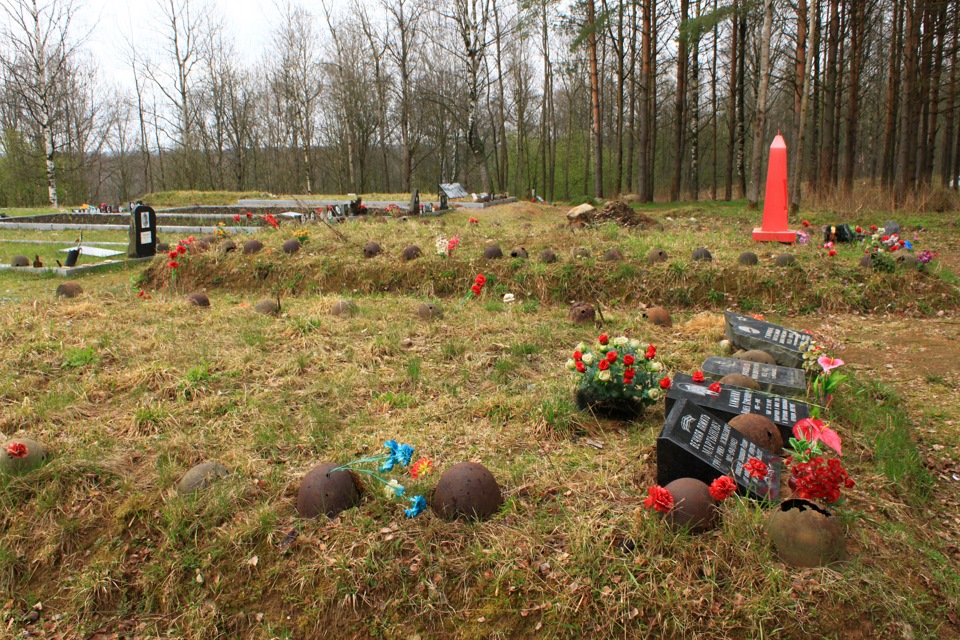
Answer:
0;197;959;638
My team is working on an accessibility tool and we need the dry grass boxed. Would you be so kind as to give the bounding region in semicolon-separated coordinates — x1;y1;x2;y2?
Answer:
0;201;958;638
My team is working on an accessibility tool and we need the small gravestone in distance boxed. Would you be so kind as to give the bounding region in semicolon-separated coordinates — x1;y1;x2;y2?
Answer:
129;205;158;258
657;399;780;499
724;311;811;369
701;356;806;397
665;373;810;443
409;189;420;214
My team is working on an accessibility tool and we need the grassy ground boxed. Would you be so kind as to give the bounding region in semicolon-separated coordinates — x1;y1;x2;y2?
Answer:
1;199;959;638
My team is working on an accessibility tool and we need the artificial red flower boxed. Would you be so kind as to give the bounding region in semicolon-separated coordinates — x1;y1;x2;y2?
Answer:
598;360;610;371
475;274;486;286
801;220;811;228
471;284;482;296
791;457;854;503
168;250;178;259
645;345;656;360
659;377;672;390
881;235;890;242
188;236;195;243
575;361;586;373
168;260;179;269
233;214;241;222
709;476;737;502
606;351;618;363
410;458;434;479
623;354;635;366
6;442;27;458
643;486;674;513
890;245;899;252
855;226;862;233
623;367;635;377
708;382;721;393
598;334;609;345
828;249;837;257
177;245;187;255
246;211;253;219
573;350;583;361
824;241;834;249
692;370;705;383
469;217;479;225
744;458;768;480
870;225;878;231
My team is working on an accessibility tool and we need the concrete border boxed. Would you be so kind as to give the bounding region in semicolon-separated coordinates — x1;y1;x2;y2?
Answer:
0;256;153;277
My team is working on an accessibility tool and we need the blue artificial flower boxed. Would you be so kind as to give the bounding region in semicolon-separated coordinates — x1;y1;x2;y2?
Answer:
379;440;416;472
404;495;427;518
904;240;913;250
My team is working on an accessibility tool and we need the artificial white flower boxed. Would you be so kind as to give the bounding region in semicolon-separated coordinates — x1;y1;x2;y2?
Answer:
582;353;594;365
566;358;577;370
384;479;404;498
576;342;586;353
629;339;641;349
598;369;611;382
613;336;628;346
648;388;663;401
650;362;663;372
503;293;516;303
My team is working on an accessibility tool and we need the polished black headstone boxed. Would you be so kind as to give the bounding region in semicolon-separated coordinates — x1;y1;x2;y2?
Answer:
723;311;812;369
129;205;157;258
409;189;420;214
666;373;810;444
657;399;780;499
701;357;807;397
438;186;449;210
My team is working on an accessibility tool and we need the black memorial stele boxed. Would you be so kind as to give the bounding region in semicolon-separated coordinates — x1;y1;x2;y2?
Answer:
724;311;812;369
657;399;781;499
701;356;807;397
666;373;810;443
129;205;157;258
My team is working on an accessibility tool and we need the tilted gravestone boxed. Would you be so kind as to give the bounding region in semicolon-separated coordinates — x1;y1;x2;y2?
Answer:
723;311;811;369
657;399;780;500
128;205;157;258
701;356;807;397
409;189;420;214
666;373;811;444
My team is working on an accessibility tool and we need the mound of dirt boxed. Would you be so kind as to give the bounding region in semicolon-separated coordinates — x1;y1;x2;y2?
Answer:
594;201;661;228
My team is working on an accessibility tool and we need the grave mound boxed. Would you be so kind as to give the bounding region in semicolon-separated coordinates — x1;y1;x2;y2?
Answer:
569;302;595;325
646;248;669;263
282;239;301;254
692;247;712;262
185;292;210;307
594;200;661;229
242;239;264;255
401;246;421;261
603;248;623;262
539;249;558;263
738;251;759;265
483;245;504;260
55;282;83;298
297;462;361;519
432;462;503;521
363;242;382;258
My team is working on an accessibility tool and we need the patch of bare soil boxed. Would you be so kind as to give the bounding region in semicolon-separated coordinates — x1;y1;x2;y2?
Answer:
594;200;661;228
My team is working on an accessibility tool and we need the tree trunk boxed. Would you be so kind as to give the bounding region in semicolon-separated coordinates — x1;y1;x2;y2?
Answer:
736;7;747;198
941;0;959;186
587;0;604;198
710;0;718;201
882;0;904;189
747;0;775;209
818;0;841;192
843;0;864;192
638;0;654;201
725;0;738;201
671;0;689;202
790;0;815;214
916;2;934;185
894;0;922;204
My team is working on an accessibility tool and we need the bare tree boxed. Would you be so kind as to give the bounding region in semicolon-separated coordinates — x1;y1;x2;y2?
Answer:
0;0;83;206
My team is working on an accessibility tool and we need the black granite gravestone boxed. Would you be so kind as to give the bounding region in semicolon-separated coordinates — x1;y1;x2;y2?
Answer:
666;373;810;444
409;189;420;214
129;205;157;258
657;399;780;499
724;311;812;369
701;357;807;397
439;187;448;210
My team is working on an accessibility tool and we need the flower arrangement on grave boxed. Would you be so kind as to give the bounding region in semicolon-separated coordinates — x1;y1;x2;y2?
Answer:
329;440;433;518
293;229;310;244
567;334;664;419
862;226;911;254
453;274;487;311
215;221;230;239
166;239;189;283
259;213;280;229
782;418;854;505
436;234;461;257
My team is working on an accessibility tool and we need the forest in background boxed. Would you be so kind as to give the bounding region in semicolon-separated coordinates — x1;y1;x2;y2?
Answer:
0;0;958;210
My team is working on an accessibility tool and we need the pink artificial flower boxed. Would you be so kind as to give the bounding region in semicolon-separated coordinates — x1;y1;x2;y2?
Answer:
818;356;845;374
793;418;843;456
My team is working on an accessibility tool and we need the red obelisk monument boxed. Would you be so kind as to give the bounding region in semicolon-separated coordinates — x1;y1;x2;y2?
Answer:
752;133;796;243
